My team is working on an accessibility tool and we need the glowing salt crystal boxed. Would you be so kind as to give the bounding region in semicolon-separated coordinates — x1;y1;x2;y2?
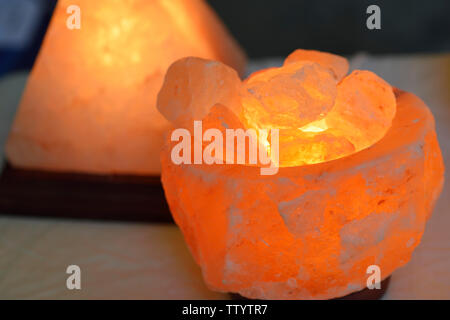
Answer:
325;70;397;152
6;0;246;175
157;58;242;129
284;49;349;81
160;89;444;299
241;62;338;130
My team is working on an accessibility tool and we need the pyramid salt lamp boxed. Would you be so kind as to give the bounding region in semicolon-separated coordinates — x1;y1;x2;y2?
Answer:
0;0;245;222
158;50;444;299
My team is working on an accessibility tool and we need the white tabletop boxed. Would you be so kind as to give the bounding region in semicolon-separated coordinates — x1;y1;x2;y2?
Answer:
1;53;449;299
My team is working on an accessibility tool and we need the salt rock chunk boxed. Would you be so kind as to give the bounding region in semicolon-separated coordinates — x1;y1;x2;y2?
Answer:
157;57;242;129
325;70;396;152
200;104;252;164
202;104;244;132
284;49;349;81
241;62;337;129
277;128;355;166
160;89;444;299
6;0;246;175
201;104;269;166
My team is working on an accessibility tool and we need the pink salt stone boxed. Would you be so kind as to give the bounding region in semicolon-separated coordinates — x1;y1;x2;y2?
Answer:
158;54;397;169
277;128;355;166
200;103;248;165
325;70;397;152
157;58;242;129
241;62;338;129
6;0;246;175
160;89;444;299
284;49;349;81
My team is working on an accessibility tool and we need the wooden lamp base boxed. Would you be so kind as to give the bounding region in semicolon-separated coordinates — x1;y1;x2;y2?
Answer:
0;162;173;223
230;276;391;300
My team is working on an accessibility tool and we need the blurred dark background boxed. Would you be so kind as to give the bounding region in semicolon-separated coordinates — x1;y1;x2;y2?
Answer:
0;0;449;77
209;0;450;57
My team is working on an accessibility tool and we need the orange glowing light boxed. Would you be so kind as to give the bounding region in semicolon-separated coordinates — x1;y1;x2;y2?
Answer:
158;50;444;300
6;0;246;175
158;50;396;167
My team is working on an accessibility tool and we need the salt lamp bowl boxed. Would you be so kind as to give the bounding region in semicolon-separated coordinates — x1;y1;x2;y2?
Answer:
160;89;444;299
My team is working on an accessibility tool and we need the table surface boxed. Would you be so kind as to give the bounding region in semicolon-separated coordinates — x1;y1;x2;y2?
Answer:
0;53;450;299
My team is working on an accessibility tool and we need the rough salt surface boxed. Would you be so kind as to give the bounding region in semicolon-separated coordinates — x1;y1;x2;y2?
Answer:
6;0;246;175
325;70;397;152
158;50;396;167
161;90;444;299
284;49;349;81
241;62;338;129
157;58;242;129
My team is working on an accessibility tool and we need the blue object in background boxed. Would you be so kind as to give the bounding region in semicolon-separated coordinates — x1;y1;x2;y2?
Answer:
0;0;56;77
